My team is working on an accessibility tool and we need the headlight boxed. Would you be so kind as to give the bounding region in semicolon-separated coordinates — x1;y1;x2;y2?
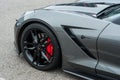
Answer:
24;11;34;16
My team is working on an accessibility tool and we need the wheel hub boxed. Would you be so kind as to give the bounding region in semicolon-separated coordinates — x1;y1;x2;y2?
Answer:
32;37;54;60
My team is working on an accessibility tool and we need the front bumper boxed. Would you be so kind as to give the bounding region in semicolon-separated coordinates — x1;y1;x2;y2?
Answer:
14;17;24;54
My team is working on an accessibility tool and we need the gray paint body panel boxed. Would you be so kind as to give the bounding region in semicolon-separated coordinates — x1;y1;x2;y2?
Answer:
45;5;108;14
97;23;120;78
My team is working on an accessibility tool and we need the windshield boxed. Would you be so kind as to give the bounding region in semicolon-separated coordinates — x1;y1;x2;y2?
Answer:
97;5;120;19
77;0;120;4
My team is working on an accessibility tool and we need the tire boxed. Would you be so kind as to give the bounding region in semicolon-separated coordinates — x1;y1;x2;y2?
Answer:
20;23;60;71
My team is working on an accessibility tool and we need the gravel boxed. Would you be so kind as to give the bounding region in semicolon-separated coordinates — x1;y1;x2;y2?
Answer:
0;0;81;80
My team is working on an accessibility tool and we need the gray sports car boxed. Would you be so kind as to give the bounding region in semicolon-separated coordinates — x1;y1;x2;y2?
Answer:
14;1;120;80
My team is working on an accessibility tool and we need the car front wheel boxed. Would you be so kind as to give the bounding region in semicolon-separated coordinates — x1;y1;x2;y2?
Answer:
21;23;60;71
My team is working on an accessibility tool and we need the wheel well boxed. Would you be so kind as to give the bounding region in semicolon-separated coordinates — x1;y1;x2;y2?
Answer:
18;21;62;67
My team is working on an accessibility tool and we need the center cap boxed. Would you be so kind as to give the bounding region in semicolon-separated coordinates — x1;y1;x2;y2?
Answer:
37;44;41;48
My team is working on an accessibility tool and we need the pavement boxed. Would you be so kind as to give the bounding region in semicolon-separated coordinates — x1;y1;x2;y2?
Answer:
0;0;81;80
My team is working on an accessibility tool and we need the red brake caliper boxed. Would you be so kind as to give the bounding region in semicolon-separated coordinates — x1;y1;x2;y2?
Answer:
46;38;54;59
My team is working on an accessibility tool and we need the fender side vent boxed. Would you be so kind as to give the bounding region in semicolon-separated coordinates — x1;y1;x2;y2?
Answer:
62;25;97;60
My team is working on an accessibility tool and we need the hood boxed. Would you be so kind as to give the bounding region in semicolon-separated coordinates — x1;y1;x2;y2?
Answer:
44;2;109;15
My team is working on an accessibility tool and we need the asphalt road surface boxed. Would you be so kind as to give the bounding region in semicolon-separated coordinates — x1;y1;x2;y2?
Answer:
0;0;82;80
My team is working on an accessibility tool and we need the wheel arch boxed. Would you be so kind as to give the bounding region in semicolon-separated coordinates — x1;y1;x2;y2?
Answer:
17;19;62;67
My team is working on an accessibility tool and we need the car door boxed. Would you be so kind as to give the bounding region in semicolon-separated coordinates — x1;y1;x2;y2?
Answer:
96;23;120;79
96;5;120;79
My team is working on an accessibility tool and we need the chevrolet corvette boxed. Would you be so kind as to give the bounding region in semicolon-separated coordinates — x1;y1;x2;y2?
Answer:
14;1;120;80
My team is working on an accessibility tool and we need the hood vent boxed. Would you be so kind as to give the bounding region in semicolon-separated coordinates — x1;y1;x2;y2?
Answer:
56;2;97;7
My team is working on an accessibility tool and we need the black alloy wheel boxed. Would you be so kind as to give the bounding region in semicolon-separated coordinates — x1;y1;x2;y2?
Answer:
21;23;60;70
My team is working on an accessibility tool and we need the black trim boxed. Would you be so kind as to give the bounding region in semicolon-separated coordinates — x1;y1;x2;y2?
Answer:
97;4;120;18
62;25;97;60
62;25;96;30
56;2;97;7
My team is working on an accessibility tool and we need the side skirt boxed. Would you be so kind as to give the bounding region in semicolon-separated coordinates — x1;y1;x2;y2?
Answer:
63;69;94;80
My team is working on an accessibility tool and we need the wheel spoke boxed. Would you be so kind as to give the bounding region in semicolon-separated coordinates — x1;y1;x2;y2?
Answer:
25;50;34;61
36;49;41;65
42;36;49;43
32;50;37;63
30;30;38;43
43;50;51;57
45;41;51;47
41;50;50;63
24;46;35;50
25;50;30;54
34;30;40;43
31;31;35;40
24;41;34;45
